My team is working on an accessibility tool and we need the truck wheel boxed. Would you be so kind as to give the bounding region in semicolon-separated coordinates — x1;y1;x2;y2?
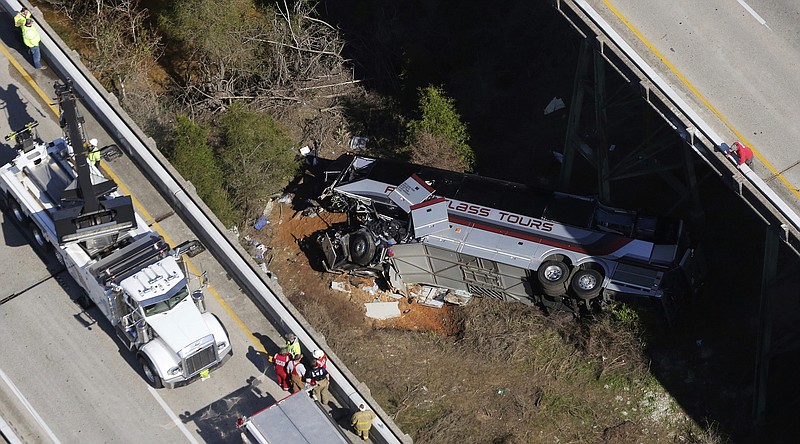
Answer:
8;197;28;225
139;356;164;389
349;231;376;266
570;269;603;300
31;224;48;250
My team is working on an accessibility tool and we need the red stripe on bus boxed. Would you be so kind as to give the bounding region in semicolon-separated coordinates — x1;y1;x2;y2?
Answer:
447;215;633;256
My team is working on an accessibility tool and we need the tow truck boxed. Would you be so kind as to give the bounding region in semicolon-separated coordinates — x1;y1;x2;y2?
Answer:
0;81;231;387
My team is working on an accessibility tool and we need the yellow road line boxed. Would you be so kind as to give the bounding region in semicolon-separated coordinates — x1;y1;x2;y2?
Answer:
1;39;266;355
100;165;267;354
602;0;800;198
0;41;60;117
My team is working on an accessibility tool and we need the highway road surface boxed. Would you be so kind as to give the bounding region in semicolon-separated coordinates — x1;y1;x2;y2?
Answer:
0;15;337;444
583;0;800;216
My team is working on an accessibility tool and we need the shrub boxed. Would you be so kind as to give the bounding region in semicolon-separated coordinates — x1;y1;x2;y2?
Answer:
406;85;474;171
167;114;239;225
216;102;300;219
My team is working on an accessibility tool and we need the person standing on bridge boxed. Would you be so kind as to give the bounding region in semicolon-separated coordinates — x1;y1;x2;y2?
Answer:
270;347;291;391
351;404;376;441
87;138;101;167
306;359;330;404
312;349;327;369
22;19;44;70
730;141;754;168
14;8;31;28
284;333;301;359
287;354;306;393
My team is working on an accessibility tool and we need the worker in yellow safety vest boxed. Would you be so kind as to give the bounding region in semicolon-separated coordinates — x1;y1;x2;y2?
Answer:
14;8;31;29
351;404;377;441
284;333;301;359
22;19;43;70
87;138;101;166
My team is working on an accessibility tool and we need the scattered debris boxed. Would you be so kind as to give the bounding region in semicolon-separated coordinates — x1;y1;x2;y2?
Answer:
544;97;566;115
364;301;401;320
409;285;447;308
349;136;369;151
444;289;473;306
331;281;350;293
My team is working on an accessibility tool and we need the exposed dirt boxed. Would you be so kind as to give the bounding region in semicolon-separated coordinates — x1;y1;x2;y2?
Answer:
244;185;718;444
253;200;458;337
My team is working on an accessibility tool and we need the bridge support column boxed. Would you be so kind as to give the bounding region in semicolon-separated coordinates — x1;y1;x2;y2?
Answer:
559;37;703;220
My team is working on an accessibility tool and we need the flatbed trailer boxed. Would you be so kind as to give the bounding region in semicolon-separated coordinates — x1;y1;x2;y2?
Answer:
238;391;350;444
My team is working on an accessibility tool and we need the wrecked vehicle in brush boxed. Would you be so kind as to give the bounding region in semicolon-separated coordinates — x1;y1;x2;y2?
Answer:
315;155;703;314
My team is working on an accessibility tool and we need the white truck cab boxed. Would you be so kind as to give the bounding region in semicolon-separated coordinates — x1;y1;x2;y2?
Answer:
117;255;232;388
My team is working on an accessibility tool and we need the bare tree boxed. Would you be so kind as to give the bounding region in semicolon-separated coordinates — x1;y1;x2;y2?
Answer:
409;130;468;172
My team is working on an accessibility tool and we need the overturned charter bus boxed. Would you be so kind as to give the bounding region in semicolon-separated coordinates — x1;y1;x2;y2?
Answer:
316;156;702;314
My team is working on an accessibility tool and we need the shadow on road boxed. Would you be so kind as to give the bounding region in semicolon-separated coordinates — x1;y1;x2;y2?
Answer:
180;380;277;444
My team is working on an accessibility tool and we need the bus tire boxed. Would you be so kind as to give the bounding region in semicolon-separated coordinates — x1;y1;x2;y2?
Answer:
349;231;376;266
541;282;567;297
536;260;569;290
570;269;603;300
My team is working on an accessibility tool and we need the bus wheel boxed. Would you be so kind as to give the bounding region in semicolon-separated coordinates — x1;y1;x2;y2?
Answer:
349;231;377;266
538;260;569;295
570;269;603;300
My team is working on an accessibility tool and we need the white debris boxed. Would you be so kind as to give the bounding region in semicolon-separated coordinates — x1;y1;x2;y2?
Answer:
444;290;472;306
331;281;350;293
414;286;449;308
544;97;566;115
364;301;401;320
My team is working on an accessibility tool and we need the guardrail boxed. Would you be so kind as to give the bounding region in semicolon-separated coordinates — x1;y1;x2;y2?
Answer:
2;1;411;442
554;0;800;253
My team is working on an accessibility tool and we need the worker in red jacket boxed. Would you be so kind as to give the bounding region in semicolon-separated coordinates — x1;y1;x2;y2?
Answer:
270;348;291;391
730;141;754;167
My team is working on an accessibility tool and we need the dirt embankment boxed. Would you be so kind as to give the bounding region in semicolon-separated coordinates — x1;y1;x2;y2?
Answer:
246;196;713;444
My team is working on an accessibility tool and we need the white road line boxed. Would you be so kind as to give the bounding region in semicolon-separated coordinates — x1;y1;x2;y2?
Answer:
147;386;200;444
0;369;61;444
736;0;770;28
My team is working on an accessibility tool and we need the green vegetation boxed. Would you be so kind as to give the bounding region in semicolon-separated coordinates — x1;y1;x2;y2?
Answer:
159;0;269;89
611;303;642;331
164;107;299;225
406;86;475;171
166;115;238;225
216;103;300;219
